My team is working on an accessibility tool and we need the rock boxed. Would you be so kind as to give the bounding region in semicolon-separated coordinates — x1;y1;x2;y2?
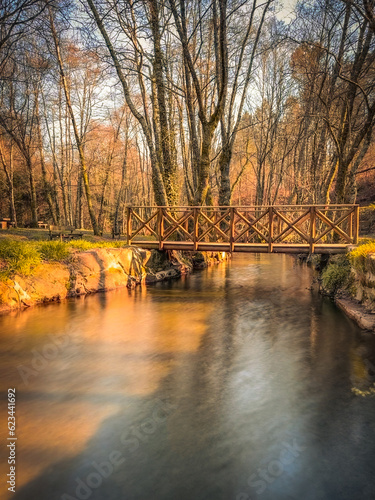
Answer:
336;296;375;331
0;247;150;315
191;251;228;269
0;247;228;314
145;249;191;283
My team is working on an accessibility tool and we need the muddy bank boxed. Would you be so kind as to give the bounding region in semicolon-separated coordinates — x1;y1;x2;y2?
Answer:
0;247;227;315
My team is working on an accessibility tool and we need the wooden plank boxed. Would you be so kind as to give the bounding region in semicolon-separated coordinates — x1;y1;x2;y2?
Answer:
194;208;199;251
268;207;274;252
126;207;132;245
132;240;159;249
158;208;164;250
313;244;349;254
131;240;352;254
310;206;316;253
353;206;359;244
230;208;235;252
233;244;269;253
272;245;310;254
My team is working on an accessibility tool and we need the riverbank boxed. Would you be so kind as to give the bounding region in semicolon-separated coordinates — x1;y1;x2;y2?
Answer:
0;240;227;315
315;241;375;331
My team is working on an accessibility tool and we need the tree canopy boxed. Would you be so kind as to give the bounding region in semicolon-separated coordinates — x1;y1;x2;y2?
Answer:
0;0;374;233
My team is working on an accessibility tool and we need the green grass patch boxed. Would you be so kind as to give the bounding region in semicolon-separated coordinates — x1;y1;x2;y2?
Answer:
0;240;41;277
37;241;70;261
68;240;99;251
68;240;128;251
0;237;132;279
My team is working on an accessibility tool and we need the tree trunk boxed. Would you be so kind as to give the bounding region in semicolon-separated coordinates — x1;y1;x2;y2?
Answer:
49;6;100;235
86;0;168;206
26;156;38;227
195;122;215;205
148;0;178;205
36;93;58;224
0;142;17;226
218;143;232;206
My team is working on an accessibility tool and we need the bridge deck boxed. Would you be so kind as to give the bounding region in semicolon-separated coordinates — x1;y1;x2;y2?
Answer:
131;240;351;254
126;205;359;254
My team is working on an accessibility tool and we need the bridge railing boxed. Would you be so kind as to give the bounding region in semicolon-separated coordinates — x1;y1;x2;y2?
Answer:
125;205;359;253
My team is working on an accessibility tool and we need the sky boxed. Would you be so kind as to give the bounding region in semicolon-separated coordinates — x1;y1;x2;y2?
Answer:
276;0;299;23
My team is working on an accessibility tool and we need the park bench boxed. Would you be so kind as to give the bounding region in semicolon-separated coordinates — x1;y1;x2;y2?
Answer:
38;221;49;229
49;225;84;241
0;218;16;229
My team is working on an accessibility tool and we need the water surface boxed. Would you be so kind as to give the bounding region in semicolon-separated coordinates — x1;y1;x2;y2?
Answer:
1;254;375;500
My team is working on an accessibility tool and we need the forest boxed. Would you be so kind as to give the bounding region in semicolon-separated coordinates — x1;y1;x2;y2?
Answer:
0;0;374;236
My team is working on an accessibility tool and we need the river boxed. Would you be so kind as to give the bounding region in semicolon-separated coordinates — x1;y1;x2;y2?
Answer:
1;254;375;500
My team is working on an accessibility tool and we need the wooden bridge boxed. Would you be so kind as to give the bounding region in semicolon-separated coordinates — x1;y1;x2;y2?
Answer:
125;205;359;254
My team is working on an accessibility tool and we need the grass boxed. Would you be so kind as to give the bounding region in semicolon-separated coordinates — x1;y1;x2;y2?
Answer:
0;240;41;277
0;235;131;279
0;227;112;242
37;241;71;261
68;240;129;251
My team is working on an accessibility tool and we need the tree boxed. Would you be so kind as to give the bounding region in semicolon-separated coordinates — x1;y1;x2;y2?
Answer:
48;4;100;234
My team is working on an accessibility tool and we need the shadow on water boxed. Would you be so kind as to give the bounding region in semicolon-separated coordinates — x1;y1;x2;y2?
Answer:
2;254;375;500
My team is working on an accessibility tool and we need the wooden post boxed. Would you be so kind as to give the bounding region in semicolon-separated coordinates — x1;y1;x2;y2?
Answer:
158;207;164;250
353;205;359;244
126;207;132;245
348;210;353;240
268;206;274;252
310;206;316;254
230;207;235;252
193;208;199;251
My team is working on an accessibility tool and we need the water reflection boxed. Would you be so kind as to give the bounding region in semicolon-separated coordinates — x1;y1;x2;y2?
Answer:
0;254;375;500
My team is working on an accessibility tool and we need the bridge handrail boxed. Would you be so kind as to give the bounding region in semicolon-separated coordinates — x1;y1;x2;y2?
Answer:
125;205;359;253
126;204;359;208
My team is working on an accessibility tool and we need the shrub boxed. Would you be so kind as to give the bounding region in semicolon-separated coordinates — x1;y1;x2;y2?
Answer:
37;241;70;261
0;240;41;276
321;258;352;295
349;240;375;272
